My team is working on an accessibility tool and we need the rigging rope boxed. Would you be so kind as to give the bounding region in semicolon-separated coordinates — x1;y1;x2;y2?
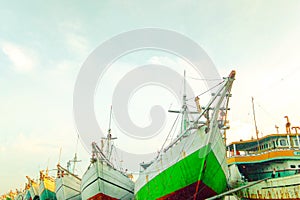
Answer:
158;113;180;157
187;80;225;101
187;76;223;81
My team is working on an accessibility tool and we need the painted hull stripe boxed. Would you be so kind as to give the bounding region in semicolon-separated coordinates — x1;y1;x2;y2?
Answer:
56;183;81;193
65;194;81;200
87;192;118;200
82;176;133;194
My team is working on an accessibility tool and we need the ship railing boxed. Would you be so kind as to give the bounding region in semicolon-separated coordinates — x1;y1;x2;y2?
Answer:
227;147;296;158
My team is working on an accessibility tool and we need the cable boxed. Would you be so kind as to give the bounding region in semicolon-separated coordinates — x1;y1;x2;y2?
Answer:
187;80;225;101
187;76;223;81
158;113;180;156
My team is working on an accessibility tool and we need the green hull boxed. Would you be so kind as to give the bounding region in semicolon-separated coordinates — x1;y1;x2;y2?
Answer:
40;189;56;200
135;145;227;199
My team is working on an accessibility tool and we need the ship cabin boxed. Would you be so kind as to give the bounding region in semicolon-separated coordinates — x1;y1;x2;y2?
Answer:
227;134;300;181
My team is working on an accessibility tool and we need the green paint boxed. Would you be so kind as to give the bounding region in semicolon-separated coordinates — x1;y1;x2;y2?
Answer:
40;189;56;200
135;145;227;199
24;191;31;200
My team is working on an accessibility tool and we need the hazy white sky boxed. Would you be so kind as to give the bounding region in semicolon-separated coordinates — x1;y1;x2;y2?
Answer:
1;0;300;194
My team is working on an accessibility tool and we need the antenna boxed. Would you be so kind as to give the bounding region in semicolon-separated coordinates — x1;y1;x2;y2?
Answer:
251;97;260;152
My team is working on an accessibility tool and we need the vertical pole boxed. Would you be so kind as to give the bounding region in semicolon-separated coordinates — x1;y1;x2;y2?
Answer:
252;97;261;152
107;105;113;160
181;70;188;133
233;144;237;156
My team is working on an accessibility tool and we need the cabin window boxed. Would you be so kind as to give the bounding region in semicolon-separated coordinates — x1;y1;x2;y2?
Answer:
290;165;296;168
298;165;300;168
294;139;299;146
279;139;287;146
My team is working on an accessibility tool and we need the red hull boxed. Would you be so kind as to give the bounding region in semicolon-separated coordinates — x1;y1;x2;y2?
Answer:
87;193;118;200
158;180;217;200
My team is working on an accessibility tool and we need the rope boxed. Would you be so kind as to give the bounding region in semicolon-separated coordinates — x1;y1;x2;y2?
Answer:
187;80;225;101
158;113;180;157
187;76;223;81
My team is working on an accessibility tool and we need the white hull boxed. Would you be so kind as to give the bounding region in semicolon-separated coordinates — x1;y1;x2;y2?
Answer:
56;175;81;200
81;160;134;200
15;193;24;200
237;173;300;199
29;184;39;199
24;190;31;200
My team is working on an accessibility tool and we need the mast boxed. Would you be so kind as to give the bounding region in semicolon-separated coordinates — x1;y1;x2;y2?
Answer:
181;70;188;133
65;136;81;174
222;83;233;145
107;105;113;159
251;97;260;152
68;153;81;174
108;105;113;136
73;135;79;173
169;70;236;148
99;105;117;162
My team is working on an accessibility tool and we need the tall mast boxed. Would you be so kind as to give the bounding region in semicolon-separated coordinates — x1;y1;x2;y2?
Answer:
108;105;113;135
73;135;79;173
72;153;77;174
251;97;261;152
64;135;81;174
181;70;188;133
105;105;117;161
222;84;233;145
98;106;117;164
67;152;81;174
107;105;113;158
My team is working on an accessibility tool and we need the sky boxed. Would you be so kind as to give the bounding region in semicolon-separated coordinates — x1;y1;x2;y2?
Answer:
1;0;300;194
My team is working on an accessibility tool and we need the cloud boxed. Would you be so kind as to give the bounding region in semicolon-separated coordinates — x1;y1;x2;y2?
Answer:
65;33;89;56
2;42;37;72
58;21;90;57
0;130;90;194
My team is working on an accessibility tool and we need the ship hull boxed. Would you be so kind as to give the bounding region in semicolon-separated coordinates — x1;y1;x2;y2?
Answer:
39;179;56;200
81;160;134;200
39;189;56;200
135;125;228;199
29;184;39;200
15;193;24;200
24;190;32;200
55;175;81;200
236;173;300;199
